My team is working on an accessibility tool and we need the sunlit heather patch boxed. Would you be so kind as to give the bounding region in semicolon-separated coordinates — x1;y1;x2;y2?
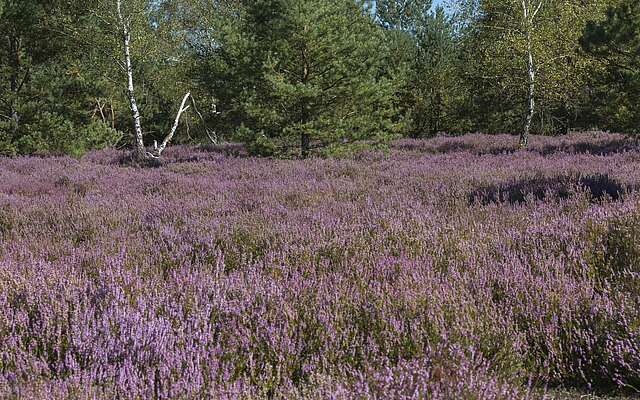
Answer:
0;134;639;399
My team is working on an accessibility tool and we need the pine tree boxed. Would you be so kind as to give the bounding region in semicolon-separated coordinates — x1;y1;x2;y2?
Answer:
377;3;464;137
376;0;432;32
213;0;398;157
581;0;640;133
0;0;120;156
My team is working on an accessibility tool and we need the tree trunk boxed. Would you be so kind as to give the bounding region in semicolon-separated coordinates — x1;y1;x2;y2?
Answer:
9;34;20;135
117;0;145;160
301;133;310;158
521;26;535;147
520;0;544;147
154;92;191;157
300;49;311;159
432;90;443;135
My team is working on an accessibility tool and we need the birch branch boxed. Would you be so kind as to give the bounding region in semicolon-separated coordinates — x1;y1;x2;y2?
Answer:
532;0;544;19
153;92;191;157
190;96;219;145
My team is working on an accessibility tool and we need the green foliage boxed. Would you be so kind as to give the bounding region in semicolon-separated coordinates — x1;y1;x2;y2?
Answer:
235;125;278;157
458;0;608;135
376;3;467;137
76;0;197;146
582;0;640;74
0;125;15;155
17;112;76;155
0;0;636;157
206;0;398;157
80;120;123;153
0;0;128;155
0;42;123;156
13;113;119;157
0;0;205;156
411;8;466;135
376;0;433;31
581;0;640;133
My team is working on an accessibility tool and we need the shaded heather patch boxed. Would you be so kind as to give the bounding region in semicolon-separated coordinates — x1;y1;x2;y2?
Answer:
469;173;628;205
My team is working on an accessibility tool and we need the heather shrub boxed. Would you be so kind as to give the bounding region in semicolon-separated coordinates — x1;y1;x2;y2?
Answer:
320;142;391;159
213;224;276;273
199;142;247;157
394;133;636;157
520;211;640;391
583;214;640;390
341;346;530;400
584;211;640;295
53;175;93;198
579;174;627;201
601;213;640;292
469;173;625;205
117;152;166;168
2;134;640;398
0;206;14;238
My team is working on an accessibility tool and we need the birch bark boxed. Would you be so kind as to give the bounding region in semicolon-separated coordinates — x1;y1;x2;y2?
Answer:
117;0;145;159
154;92;191;157
520;0;544;147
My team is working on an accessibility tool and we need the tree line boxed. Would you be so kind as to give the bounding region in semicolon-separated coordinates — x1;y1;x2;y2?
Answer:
0;0;638;159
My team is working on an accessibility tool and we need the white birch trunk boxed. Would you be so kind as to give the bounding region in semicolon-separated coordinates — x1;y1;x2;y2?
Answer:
115;0;192;159
154;92;191;157
117;0;145;159
520;0;544;147
522;29;535;147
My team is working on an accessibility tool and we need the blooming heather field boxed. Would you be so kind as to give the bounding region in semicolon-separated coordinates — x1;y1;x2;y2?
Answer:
1;133;640;399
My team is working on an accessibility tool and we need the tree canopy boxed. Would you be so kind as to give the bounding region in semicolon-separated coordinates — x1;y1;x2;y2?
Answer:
581;0;640;132
0;0;636;157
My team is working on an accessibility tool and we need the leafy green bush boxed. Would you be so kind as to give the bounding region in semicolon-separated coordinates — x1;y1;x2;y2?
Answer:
0;124;17;156
235;125;278;157
3;114;120;157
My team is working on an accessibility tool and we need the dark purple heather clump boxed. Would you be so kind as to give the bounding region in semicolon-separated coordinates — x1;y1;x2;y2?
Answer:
0;134;639;399
469;173;628;205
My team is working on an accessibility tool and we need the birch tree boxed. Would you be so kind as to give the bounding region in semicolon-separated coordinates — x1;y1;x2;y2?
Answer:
82;0;192;160
460;0;607;144
520;0;544;147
